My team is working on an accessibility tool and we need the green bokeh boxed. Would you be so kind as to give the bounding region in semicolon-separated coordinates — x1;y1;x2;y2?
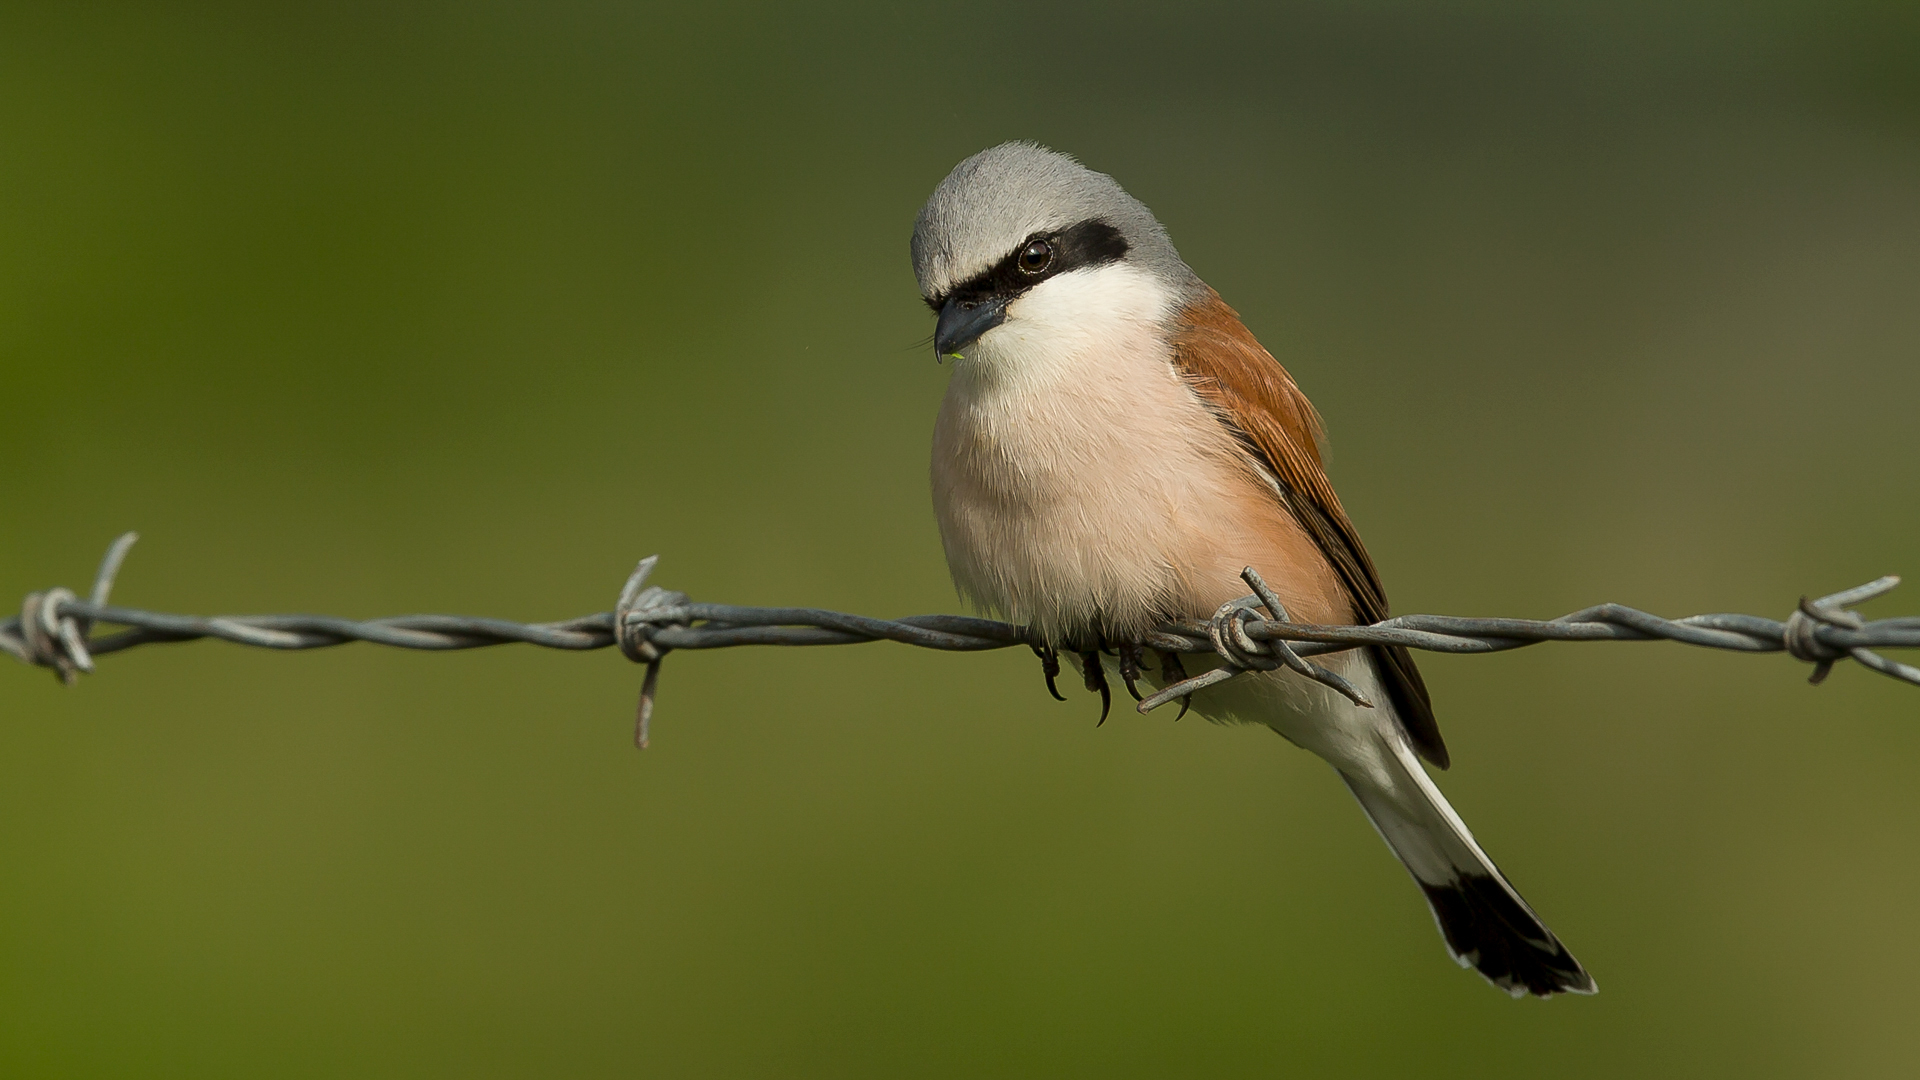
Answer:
3;3;1918;1075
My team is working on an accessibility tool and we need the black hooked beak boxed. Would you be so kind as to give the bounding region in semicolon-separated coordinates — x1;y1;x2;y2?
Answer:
934;295;1008;358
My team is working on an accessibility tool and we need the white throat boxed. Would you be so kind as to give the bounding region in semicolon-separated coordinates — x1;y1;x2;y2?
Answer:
948;262;1176;393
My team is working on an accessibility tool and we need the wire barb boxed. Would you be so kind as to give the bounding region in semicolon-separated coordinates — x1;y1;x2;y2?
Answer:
1137;566;1376;715
6;535;1917;740
611;555;690;748
6;531;140;685
1783;576;1915;686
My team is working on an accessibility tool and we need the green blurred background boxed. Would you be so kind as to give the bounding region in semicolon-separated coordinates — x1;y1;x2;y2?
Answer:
3;1;1917;1075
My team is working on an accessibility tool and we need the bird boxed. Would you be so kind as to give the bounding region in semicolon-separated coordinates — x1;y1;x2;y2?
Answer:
910;141;1595;998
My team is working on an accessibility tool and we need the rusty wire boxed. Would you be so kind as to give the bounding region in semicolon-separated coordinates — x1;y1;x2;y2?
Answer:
6;533;1917;746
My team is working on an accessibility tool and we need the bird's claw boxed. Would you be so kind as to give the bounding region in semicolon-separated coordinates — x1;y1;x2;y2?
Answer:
1079;650;1112;725
1117;642;1147;702
1030;642;1067;701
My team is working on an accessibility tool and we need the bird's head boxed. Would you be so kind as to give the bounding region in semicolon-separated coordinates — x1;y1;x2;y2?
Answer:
911;142;1203;364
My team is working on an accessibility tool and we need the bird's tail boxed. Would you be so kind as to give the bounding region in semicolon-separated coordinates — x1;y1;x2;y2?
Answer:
1341;735;1596;998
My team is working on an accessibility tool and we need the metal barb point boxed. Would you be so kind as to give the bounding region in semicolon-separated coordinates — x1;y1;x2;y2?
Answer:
1240;566;1290;623
91;532;140;608
635;658;662;750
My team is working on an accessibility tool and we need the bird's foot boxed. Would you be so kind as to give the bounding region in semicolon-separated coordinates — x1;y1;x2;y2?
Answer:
1036;635;1204;726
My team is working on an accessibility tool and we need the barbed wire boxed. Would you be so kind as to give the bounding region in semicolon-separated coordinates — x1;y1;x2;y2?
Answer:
6;533;1917;746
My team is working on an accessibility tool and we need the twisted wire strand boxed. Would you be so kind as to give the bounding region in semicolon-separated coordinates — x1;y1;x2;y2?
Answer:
6;535;1916;735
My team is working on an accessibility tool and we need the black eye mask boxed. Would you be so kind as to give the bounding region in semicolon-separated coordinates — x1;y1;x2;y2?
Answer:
927;218;1130;311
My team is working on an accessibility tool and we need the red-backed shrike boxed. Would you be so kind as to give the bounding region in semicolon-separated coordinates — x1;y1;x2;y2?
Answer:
912;142;1593;997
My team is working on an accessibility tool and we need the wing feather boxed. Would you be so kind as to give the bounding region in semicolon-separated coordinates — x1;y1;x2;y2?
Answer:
1171;289;1449;769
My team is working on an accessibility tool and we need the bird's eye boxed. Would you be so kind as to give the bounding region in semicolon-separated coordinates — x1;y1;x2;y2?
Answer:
1017;238;1053;275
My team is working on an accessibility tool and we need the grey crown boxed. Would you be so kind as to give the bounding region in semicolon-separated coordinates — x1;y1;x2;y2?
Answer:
910;142;1202;302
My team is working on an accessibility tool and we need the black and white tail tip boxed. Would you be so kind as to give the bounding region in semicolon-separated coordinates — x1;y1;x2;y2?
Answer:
1419;873;1596;998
